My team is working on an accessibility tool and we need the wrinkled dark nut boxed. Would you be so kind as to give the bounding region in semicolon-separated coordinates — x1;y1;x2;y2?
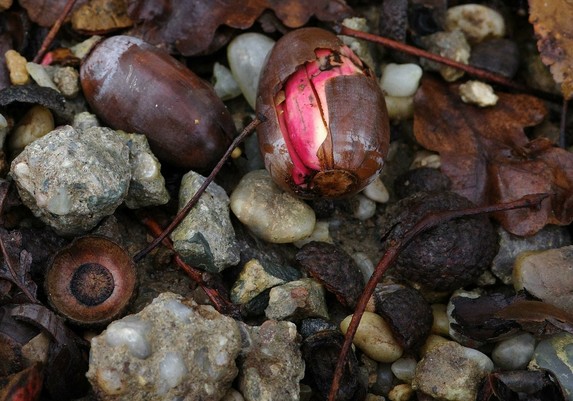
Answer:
80;35;235;170
368;282;432;351
296;241;364;308
256;27;390;199
45;235;137;327
394;167;451;199
380;191;498;292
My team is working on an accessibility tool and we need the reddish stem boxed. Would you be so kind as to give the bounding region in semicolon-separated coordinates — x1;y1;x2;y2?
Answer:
33;0;78;64
327;193;549;401
138;213;242;319
133;116;264;262
335;25;561;102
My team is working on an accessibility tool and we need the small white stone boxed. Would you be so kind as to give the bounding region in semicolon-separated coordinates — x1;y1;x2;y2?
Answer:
159;351;188;389
293;221;333;248
96;368;125;395
104;317;152;359
362;176;390;203
352;252;374;283
164;299;193;323
461;345;494;372
352;194;377;221
391;357;417;383
410;150;441;169
459;80;498;107
380;63;423;97
445;4;505;44
213;62;242;101
26;62;59;91
385;96;414;120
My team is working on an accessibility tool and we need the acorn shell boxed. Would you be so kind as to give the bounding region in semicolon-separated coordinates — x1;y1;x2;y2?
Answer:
256;28;390;198
80;35;235;170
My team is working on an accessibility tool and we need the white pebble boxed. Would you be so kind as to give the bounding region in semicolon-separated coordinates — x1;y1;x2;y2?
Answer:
293;221;333;248
380;63;423;97
26;62;59;91
352;194;377;220
492;332;536;370
352;252;374;283
159;352;188;389
96;368;125;395
459;80;498;107
385;96;414;120
165;299;193;323
410;151;441;169
213;62;242;101
362;176;390;203
391;357;417;383
105;317;152;359
445;4;506;44
461;346;494;372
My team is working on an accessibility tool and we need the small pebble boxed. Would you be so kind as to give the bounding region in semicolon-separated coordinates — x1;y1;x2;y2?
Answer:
388;383;414;401
26;62;59;91
221;389;244;401
459;80;498;107
492;332;536;370
227;33;275;109
431;303;450;337
419;334;450;357
363;176;390;203
410;150;441;169
391;357;417;383
384;96;414;120
71;35;103;59
340;312;403;363
72;111;100;131
372;362;397;395
293;221;333;248
420;30;471;82
8;105;54;155
352;194;377;220
5;49;29;85
514;245;573;314
265;278;329;322
230;258;294;304
470;38;520;78
53;66;81;98
212;62;242;101
352;252;375;283
380;63;423;97
230;170;316;243
445;4;505;44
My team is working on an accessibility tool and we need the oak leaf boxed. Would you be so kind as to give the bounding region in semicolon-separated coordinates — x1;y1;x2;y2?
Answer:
413;76;573;236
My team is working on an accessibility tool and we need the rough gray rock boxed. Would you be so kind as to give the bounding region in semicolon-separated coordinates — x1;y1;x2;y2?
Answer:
265;278;329;322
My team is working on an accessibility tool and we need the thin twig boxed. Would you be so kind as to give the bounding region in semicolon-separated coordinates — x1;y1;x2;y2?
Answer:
335;25;562;103
327;193;549;401
134;116;264;262
33;0;78;64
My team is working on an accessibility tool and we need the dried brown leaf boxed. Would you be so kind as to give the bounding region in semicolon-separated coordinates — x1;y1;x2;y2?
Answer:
0;228;37;303
126;0;353;55
529;0;573;99
71;0;133;34
19;0;88;27
414;76;573;236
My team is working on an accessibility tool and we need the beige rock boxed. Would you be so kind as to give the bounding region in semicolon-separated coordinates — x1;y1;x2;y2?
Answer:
5;50;29;85
445;4;505;44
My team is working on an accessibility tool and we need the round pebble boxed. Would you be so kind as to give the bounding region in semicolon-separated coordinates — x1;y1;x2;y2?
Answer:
388;383;414;401
53;66;81;98
352;252;374;283
363;176;390;203
230;169;316;243
340;312;403;363
420;30;470;82
445;4;506;44
492;332;536;370
8;105;54;155
352;194;377;221
459;80;498;107
391;357;417;383
380;63;423;97
293;221;333;248
410;151;441;169
431;304;450;337
384;96;414;120
5;50;29;85
212;62;242;101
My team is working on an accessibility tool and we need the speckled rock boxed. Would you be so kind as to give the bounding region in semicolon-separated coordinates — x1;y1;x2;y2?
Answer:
87;292;242;401
413;341;493;401
52;66;81;98
238;320;305;401
514;245;573;314
72;111;100;131
459;80;498;107
116;131;169;209
230;170;316;244
420;30;471;82
265;278;329;322
171;170;240;273
10;125;130;235
492;225;571;285
529;332;573;401
230;258;301;305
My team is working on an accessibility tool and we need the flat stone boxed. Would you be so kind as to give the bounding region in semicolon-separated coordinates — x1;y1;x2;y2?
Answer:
530;332;573;401
265;278;329;322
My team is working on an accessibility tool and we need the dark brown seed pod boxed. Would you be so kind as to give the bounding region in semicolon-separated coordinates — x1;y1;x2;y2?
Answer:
45;235;137;327
80;35;235;170
256;27;390;199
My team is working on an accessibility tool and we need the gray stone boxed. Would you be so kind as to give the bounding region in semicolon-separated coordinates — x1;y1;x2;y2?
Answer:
420;30;470;82
212;62;242;101
116;131;169;209
10;125;130;235
87;292;242;401
514;245;573;314
230;170;316;244
530;332;573;401
171;170;240;273
492;332;536;370
238;320;305;401
492;225;571;285
52;66;81;98
265;278;329;322
72;111;100;131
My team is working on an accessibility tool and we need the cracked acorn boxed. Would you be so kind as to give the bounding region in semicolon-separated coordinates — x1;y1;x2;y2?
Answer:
256;27;390;199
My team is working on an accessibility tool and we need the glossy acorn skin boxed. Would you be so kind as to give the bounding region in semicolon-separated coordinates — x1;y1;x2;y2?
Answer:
256;28;390;199
80;35;235;170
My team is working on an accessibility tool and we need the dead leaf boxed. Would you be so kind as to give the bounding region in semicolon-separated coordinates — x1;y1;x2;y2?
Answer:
414;76;573;236
71;0;133;34
19;0;88;27
0;228;37;303
126;0;354;55
529;0;573;99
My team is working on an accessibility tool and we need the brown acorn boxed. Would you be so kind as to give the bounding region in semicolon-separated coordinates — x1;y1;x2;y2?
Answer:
80;35;235;170
256;28;390;199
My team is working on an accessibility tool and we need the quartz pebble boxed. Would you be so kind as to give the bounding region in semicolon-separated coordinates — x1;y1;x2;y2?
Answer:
5;50;29;85
8;105;54;155
230;170;316;243
213;62;242;101
413;341;493;401
116;131;169;209
53;66;81;98
26;62;58;91
352;194;377;221
171;170;240;273
265;278;329;322
340;312;403;363
492;225;571;285
363;176;390;203
87;292;242;401
420;31;470;82
445;4;505;44
293;221;333;248
391;357;417;383
410;150;441;169
353;252;374;283
10;125;130;235
492;332;536;370
529;332;573;401
227;33;275;109
380;63;423;97
238;320;305;401
514;245;573;314
384;96;414;120
459;80;498;107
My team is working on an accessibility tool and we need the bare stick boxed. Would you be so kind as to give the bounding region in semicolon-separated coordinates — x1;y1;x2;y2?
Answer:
33;0;78;64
